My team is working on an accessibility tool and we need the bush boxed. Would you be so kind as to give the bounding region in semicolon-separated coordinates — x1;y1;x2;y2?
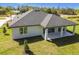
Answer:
6;23;9;27
3;27;7;34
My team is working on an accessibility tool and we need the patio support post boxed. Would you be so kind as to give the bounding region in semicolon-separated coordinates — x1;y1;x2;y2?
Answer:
73;25;76;35
60;27;64;37
44;29;48;40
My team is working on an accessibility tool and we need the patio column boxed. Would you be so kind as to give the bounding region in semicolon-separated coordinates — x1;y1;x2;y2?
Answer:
44;29;48;40
55;27;58;33
73;25;76;35
60;27;64;37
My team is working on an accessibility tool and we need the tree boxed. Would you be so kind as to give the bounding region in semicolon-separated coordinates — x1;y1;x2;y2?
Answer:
3;27;7;34
0;9;6;15
51;9;57;14
6;22;9;29
58;8;76;15
46;8;52;13
0;6;14;16
20;7;29;13
18;6;31;13
75;9;79;14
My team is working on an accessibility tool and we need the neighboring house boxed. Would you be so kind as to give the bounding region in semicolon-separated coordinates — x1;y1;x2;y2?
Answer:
9;9;77;41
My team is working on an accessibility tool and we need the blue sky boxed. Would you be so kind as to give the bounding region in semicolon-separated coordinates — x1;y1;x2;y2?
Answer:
0;3;79;9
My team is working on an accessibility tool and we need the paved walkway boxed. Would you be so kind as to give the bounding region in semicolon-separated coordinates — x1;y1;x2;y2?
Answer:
0;17;11;28
0;15;16;28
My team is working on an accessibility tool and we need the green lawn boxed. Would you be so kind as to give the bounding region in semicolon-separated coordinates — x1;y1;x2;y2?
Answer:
0;17;79;55
0;17;6;20
0;25;24;55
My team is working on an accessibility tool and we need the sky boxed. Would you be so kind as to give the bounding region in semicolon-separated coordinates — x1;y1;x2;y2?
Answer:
0;3;79;9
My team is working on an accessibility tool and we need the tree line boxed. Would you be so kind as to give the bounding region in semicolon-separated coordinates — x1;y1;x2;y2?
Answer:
41;7;77;15
0;6;15;16
0;6;78;15
16;6;78;15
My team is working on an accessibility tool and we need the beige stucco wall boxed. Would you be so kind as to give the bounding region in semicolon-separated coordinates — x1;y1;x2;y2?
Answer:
12;26;43;39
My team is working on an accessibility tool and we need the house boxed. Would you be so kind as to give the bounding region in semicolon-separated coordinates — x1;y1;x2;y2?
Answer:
9;9;77;41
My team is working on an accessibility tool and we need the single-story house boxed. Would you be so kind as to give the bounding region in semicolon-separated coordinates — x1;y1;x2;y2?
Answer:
9;9;77;41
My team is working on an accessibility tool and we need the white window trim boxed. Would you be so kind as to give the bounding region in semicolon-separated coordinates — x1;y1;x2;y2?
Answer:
19;27;27;34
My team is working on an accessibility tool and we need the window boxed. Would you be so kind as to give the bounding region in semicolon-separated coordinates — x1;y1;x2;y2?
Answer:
19;27;23;34
24;27;27;34
19;27;27;34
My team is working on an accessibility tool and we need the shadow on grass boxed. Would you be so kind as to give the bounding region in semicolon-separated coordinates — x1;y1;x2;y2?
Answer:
48;33;79;47
14;34;79;47
77;19;79;22
4;33;9;36
24;50;35;55
15;39;24;45
14;36;43;45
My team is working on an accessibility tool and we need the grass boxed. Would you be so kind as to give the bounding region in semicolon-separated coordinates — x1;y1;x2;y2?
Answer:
0;17;6;20
0;16;79;55
0;25;24;55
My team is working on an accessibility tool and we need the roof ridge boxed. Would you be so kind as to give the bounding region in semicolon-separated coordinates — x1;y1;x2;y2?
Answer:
40;14;52;28
10;9;33;27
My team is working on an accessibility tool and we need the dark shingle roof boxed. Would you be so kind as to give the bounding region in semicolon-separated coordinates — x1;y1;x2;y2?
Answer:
9;9;76;28
41;14;76;28
10;9;47;27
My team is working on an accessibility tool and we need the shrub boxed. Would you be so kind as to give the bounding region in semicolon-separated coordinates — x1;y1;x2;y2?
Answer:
3;27;7;34
6;23;9;28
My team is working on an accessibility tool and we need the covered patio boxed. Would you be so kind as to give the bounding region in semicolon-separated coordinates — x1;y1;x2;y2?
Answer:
42;26;76;41
40;14;77;41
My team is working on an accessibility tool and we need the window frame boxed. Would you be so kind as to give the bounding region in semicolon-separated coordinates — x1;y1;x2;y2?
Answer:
19;27;24;34
19;26;27;34
24;27;27;34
